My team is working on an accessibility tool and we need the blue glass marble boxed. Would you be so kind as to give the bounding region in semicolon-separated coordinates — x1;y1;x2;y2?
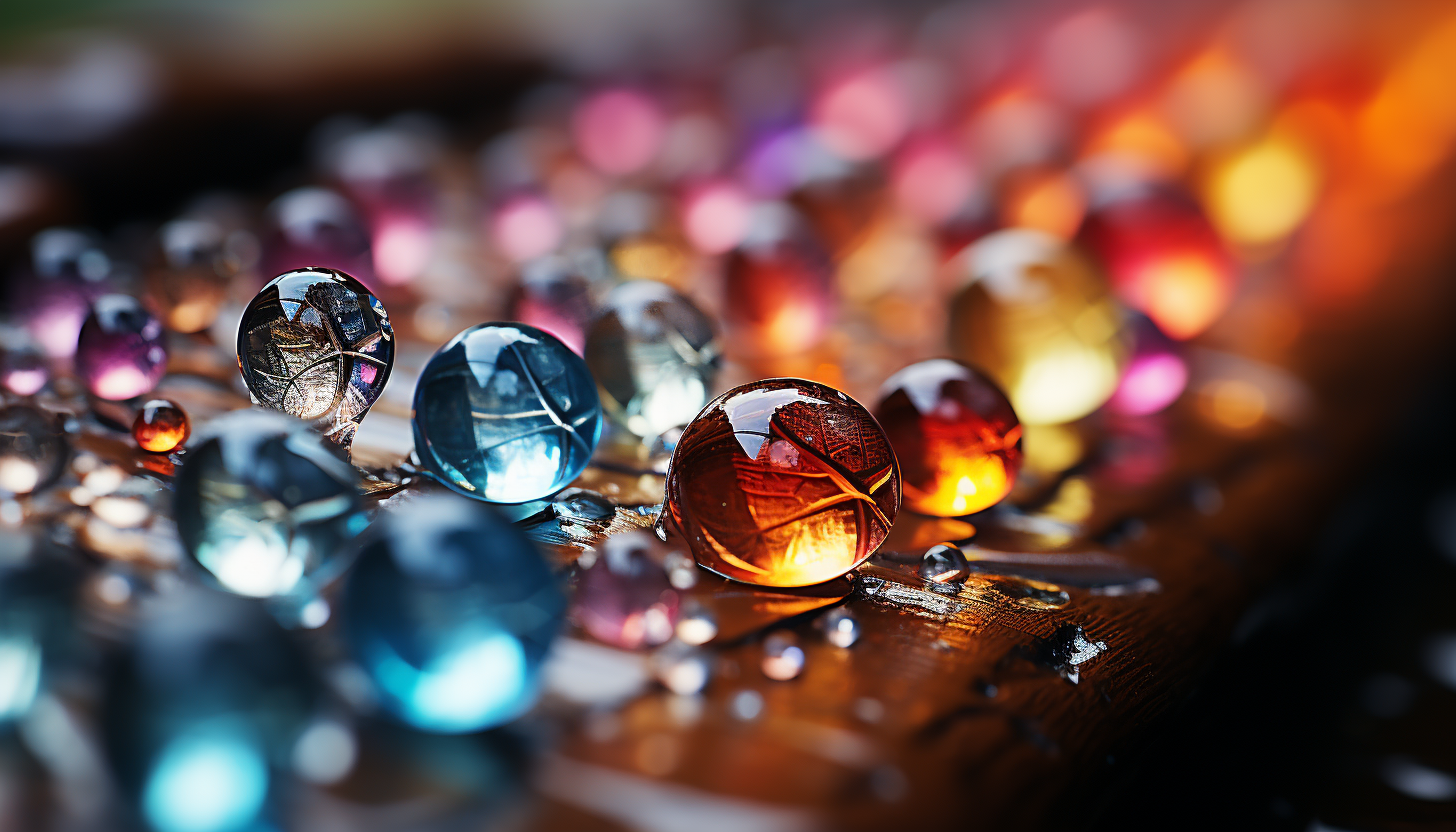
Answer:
341;495;565;734
173;409;366;614
102;588;317;832
412;322;602;505
0;539;77;724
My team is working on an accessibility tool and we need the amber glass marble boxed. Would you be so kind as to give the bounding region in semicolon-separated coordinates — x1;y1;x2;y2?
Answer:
875;359;1022;517
664;378;900;587
948;229;1129;425
723;206;834;358
132;399;190;453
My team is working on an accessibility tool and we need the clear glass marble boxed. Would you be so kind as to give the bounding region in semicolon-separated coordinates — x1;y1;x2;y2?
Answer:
0;404;68;496
584;280;720;438
173;409;366;609
412;322;602;505
341;495;564;733
76;294;168;401
237;268;394;451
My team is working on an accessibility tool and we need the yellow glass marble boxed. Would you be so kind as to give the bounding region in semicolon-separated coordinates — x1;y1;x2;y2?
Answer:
947;230;1130;425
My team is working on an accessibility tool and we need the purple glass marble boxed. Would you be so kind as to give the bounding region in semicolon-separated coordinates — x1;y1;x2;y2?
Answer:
14;228;112;359
260;187;374;288
507;255;598;355
574;530;679;650
1107;313;1188;416
0;347;47;396
75;295;167;401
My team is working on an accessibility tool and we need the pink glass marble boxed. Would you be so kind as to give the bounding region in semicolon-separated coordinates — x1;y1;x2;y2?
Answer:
75;295;167;401
1108;314;1188;416
573;531;680;650
0;346;47;396
506;256;596;355
15;228;112;359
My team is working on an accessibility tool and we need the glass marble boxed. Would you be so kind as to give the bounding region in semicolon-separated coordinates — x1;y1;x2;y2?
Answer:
14;227;112;359
506;254;598;354
102;588;316;832
1108;313;1189;416
237;268;394;451
132;399;190;453
412;322;602;505
260;187;374;287
948;229;1130;425
723;205;835;358
663;378;901;587
0;405;68;495
173;409;366;607
341;495;564;733
585;280;720;438
1077;187;1235;340
0;550;76;724
73;294;166;401
0;343;47;396
145;219;234;334
573;530;679;649
874;359;1023;517
919;542;970;584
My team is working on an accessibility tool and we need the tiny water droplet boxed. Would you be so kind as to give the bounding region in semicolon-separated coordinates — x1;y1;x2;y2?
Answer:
761;632;805;681
552;488;616;525
919;542;969;584
730;689;764;720
651;641;711;695
675;602;717;645
818;607;860;648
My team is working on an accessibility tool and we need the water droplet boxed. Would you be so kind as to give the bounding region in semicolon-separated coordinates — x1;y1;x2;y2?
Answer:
651;642;711;695
1036;623;1107;683
730;689;764;720
674;603;717;645
919;542;969;584
818;607;861;648
647;425;687;474
552;488;616;525
761;632;805;681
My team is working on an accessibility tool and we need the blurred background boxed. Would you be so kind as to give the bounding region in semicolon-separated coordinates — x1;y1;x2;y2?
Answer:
2;0;1456;830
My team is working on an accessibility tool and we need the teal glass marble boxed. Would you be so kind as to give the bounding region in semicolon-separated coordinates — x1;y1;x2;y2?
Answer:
341;495;564;733
412;322;602;505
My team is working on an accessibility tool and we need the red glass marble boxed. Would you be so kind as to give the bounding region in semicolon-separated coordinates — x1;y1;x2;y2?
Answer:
723;206;834;358
132;399;190;453
1077;187;1235;340
874;359;1022;517
75;295;167;401
664;378;900;587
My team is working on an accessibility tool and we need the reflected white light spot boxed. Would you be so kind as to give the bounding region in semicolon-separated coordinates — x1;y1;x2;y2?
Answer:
142;720;268;832
291;720;357;785
0;635;42;721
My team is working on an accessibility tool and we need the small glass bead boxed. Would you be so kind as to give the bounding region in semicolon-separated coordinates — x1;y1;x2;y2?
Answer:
574;531;679;650
919;542;970;584
948;229;1129;425
173;410;366;606
674;602;717;645
412;322;602;505
341;495;564;733
76;295;167;401
0;344;47;396
651;641;711;695
237;268;394;450
585;280;720;438
132;399;190;453
664;378;900;587
761;631;805;681
875;359;1022;517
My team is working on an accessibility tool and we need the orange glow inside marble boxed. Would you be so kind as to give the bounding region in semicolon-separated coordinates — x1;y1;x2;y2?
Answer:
664;378;900;587
875;359;1022;517
132;399;190;453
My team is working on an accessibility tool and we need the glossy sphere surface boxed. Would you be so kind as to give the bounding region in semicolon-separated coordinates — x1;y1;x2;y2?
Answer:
76;295;167;401
132;399;190;453
174;409;366;604
574;531;679;649
585;280;719;438
1108;313;1188;416
665;378;900;587
16;228;111;358
875;359;1022;516
261;187;373;286
949;230;1129;425
413;322;601;505
237;268;394;449
723;207;834;358
102;589;316;832
342;495;564;733
1077;188;1235;340
0;406;67;495
145;219;233;334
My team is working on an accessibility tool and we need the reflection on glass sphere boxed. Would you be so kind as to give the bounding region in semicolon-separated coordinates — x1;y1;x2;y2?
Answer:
342;495;564;733
874;359;1022;517
102;588;316;832
664;378;900;587
0;404;68;495
75;294;167;401
412;322;602;505
14;228;112;359
173;409;366;607
948;229;1129;425
237;268;394;451
585;280;719;438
